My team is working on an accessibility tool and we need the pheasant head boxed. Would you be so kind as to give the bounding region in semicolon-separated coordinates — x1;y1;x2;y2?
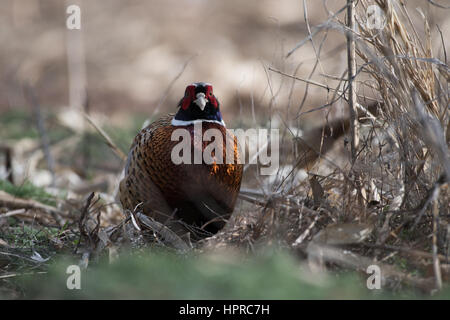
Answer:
171;82;225;126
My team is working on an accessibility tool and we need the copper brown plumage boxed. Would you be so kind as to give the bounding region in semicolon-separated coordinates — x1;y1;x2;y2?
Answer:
119;83;243;238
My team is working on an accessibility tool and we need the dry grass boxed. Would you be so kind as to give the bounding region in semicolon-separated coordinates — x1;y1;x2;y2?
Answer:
208;0;450;294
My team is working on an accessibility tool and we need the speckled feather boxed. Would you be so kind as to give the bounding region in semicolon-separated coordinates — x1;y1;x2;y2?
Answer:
119;113;243;237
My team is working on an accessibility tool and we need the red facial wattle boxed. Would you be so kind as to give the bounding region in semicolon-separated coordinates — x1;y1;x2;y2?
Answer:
181;85;196;110
205;85;218;108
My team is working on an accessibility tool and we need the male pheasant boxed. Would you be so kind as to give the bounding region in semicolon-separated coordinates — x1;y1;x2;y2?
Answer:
119;82;243;238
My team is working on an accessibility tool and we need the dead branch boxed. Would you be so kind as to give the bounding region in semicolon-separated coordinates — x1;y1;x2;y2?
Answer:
134;212;191;252
0;145;13;184
25;85;56;186
83;112;127;162
0;190;68;218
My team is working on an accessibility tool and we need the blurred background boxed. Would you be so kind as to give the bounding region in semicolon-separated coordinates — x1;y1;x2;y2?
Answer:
0;0;448;199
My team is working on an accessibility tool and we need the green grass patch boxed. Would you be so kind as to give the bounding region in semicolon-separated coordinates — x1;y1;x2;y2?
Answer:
12;249;448;299
0;179;57;207
0;109;72;141
3;225;59;249
0;109;39;140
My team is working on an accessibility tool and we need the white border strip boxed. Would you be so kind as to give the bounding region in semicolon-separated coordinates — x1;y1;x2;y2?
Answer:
171;118;226;127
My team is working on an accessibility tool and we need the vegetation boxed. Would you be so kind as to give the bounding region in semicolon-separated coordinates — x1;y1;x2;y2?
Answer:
0;179;56;207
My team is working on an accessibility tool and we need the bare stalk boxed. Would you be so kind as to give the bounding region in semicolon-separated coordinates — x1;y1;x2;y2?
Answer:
26;85;56;187
346;0;359;162
0;145;13;184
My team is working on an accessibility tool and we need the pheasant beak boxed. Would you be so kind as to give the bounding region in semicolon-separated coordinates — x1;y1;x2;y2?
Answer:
194;92;207;111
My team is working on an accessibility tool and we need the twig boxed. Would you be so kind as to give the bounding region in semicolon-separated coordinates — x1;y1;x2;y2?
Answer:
134;212;191;252
0;209;26;218
293;213;320;247
346;0;359;162
426;0;450;9
75;192;96;254
0;145;13;184
82;112;127;162
0;190;67;218
286;4;349;58
268;67;379;102
0;272;47;279
432;194;442;290
25;85;56;187
0;251;46;264
151;54;196;119
359;243;448;262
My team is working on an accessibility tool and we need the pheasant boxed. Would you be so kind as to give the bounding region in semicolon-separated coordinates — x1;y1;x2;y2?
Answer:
119;82;243;239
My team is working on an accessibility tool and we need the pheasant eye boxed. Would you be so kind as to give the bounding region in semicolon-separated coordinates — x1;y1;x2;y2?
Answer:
206;86;213;96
